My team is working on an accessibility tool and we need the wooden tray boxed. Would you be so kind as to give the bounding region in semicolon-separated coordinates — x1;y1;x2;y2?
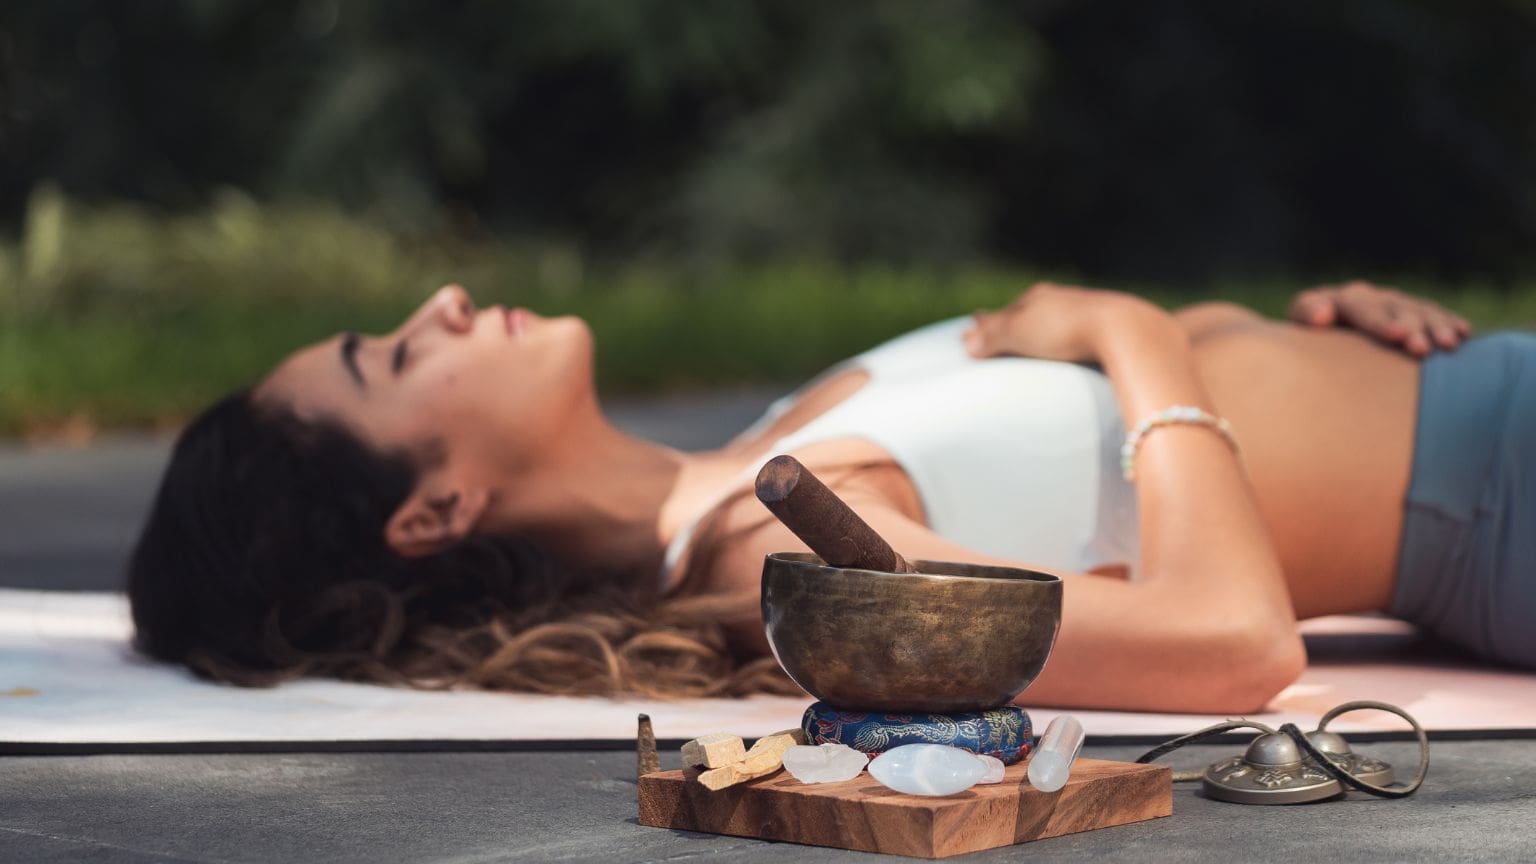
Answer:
638;757;1172;859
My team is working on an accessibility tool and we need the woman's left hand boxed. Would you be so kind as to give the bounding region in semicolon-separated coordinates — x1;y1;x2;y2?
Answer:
963;282;1159;363
1288;280;1471;356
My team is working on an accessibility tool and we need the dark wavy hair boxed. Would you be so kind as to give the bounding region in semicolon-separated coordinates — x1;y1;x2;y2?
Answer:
127;390;797;696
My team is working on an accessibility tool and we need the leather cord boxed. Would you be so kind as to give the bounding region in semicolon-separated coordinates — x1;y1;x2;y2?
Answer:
1134;720;1277;782
1282;700;1430;798
1134;700;1429;796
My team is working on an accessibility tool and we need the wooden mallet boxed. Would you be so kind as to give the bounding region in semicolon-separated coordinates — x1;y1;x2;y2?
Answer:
754;454;916;574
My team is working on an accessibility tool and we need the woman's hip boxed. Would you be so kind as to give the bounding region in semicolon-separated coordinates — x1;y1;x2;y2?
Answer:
1392;331;1536;666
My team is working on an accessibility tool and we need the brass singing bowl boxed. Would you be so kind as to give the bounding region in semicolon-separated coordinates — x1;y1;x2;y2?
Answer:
761;552;1063;713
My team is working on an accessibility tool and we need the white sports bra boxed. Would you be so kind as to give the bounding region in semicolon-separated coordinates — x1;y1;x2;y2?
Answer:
661;317;1140;587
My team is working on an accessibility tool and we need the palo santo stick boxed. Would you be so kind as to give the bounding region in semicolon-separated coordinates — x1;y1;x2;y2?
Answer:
747;728;806;758
681;732;746;769
636;714;659;779
697;757;777;791
695;729;808;791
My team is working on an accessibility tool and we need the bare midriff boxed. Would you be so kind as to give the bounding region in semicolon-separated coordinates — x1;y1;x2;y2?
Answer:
1191;321;1418;617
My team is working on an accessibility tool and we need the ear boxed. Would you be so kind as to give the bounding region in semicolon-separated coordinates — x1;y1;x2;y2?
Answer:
384;479;491;559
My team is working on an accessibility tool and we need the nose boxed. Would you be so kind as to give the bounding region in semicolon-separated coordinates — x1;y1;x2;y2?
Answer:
399;284;476;337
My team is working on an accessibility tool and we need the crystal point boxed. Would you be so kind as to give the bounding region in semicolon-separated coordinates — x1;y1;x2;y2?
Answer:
781;744;868;783
868;744;987;796
1027;715;1085;793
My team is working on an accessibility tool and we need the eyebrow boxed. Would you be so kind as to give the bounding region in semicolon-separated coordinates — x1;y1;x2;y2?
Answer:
390;340;407;375
340;331;366;389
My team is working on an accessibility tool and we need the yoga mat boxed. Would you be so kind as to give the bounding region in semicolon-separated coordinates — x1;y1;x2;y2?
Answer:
4;589;1533;753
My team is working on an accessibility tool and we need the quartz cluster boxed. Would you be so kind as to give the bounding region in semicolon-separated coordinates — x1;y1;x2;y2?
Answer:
781;744;869;784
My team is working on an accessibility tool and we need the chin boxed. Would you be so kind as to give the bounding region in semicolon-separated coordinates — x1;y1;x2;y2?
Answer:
541;314;594;364
543;316;599;404
552;313;594;344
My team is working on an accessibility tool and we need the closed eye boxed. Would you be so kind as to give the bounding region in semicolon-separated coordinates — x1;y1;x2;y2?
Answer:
391;340;408;375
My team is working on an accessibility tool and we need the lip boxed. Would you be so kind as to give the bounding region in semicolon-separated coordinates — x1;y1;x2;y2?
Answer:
504;307;528;338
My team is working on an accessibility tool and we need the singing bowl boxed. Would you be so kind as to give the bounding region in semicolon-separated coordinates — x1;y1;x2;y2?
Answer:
761;552;1063;713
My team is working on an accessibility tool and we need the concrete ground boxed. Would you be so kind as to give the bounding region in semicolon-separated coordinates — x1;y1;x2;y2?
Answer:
4;739;1525;864
4;389;1536;862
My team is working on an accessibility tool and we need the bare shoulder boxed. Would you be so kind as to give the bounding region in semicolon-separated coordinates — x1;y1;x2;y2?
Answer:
691;485;931;659
706;480;1052;598
698;485;899;659
702;461;919;593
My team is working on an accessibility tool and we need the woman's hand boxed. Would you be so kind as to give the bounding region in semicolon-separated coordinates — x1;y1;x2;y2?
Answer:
1288;280;1471;356
963;282;1163;363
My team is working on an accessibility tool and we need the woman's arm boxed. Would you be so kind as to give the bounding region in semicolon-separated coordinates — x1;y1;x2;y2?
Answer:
947;284;1305;711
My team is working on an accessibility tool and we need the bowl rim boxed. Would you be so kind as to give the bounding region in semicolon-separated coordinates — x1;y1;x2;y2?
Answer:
763;551;1062;587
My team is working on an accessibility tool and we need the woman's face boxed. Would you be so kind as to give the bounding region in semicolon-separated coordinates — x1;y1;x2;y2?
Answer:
257;285;595;473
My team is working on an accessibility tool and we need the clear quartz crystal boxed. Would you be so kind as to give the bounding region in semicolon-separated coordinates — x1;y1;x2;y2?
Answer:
974;753;1006;784
781;744;869;783
868;744;988;796
1027;715;1085;793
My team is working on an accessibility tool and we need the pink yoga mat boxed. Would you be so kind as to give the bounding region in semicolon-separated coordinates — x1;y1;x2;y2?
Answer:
3;591;1531;747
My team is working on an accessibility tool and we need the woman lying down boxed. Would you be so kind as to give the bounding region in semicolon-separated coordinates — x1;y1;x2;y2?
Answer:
128;280;1534;713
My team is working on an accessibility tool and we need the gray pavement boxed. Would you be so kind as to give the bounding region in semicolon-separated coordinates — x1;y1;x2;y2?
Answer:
3;741;1525;864
4;389;1536;862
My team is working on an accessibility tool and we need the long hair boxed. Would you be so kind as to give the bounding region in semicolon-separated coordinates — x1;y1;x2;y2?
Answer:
127;390;797;698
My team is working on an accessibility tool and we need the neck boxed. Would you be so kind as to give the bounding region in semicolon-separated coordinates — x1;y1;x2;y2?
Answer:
481;400;751;580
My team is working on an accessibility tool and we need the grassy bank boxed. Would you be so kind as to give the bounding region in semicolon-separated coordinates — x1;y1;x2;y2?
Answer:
4;189;1535;438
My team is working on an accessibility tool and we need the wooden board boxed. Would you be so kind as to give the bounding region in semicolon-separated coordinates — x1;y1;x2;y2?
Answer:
638;757;1171;859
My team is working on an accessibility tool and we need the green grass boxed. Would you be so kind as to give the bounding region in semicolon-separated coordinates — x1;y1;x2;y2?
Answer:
3;187;1535;437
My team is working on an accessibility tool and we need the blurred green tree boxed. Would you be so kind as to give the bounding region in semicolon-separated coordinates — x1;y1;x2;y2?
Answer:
2;0;1534;280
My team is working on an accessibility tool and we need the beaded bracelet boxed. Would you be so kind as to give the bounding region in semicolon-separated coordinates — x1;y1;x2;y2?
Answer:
1120;405;1240;482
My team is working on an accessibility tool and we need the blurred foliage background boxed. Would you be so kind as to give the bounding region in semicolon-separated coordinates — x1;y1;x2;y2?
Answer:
2;0;1536;435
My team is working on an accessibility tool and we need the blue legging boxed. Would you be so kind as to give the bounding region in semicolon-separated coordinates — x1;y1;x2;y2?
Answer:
1390;331;1536;667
